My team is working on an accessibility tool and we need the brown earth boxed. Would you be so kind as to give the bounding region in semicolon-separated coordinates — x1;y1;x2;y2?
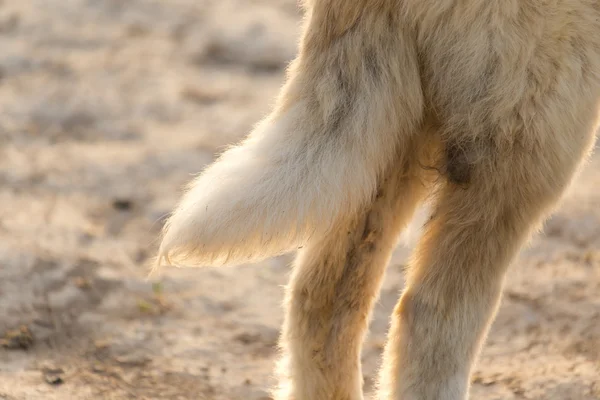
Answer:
0;1;599;399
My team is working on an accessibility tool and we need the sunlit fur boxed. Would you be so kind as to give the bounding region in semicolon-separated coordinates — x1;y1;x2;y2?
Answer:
157;1;600;399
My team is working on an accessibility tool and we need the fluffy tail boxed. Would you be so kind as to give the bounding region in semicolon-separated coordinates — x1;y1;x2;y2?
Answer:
156;13;423;268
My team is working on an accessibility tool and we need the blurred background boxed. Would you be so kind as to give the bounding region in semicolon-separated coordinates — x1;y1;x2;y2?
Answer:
0;1;599;399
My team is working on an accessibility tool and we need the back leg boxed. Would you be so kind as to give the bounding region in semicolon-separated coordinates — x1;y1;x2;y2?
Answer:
275;140;435;400
377;108;599;399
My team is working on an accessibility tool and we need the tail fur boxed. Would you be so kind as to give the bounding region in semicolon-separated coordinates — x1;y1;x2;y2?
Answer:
156;13;423;268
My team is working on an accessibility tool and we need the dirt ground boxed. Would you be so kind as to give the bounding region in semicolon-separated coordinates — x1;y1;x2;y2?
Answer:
0;1;599;399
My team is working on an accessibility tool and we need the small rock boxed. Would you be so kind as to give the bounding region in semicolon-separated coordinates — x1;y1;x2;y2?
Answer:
94;339;111;350
45;373;64;385
115;353;151;367
93;339;111;360
234;332;261;345
42;365;65;386
369;338;386;351
73;276;91;289
91;363;107;374
1;326;34;350
181;86;222;105
112;199;133;211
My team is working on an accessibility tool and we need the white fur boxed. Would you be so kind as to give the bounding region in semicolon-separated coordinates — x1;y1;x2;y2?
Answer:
157;82;415;267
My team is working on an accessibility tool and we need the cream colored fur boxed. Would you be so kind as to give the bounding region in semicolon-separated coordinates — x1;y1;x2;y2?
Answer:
156;0;600;399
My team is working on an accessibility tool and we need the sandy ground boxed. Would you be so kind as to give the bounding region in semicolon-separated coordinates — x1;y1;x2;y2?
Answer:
0;1;599;399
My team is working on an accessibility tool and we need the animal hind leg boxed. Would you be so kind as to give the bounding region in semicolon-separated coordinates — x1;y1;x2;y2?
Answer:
377;114;598;400
275;148;431;400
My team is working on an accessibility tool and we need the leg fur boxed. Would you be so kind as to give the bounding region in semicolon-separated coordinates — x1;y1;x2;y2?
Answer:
378;137;596;400
274;144;434;400
376;2;600;398
156;2;423;267
378;50;600;400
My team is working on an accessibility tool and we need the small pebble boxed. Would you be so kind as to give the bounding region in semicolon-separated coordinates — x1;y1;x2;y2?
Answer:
112;199;133;211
